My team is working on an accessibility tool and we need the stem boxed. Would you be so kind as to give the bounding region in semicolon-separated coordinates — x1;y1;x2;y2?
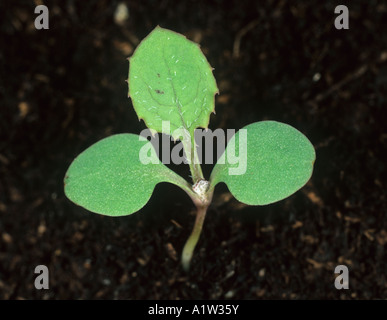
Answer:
181;205;208;271
189;158;204;184
180;128;212;271
191;132;204;183
182;130;203;184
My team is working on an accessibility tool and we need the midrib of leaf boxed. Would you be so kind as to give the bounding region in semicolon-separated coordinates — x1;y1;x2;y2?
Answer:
162;48;188;132
137;48;205;133
160;46;203;179
135;53;204;180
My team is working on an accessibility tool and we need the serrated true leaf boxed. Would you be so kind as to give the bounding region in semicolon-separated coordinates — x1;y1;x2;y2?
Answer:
64;134;188;216
210;121;315;205
128;26;218;139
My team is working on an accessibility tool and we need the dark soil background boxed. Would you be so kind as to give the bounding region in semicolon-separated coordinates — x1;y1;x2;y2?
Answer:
1;0;386;299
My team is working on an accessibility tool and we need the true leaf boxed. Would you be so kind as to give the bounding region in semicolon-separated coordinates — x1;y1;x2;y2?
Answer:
128;26;218;140
210;121;316;205
64;134;189;216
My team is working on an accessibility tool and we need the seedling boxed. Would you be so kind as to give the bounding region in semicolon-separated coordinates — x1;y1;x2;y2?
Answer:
64;27;315;271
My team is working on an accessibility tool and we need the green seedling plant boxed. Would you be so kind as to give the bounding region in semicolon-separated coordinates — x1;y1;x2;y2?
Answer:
64;27;316;271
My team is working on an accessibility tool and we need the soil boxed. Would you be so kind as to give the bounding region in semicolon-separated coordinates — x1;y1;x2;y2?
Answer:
1;0;386;300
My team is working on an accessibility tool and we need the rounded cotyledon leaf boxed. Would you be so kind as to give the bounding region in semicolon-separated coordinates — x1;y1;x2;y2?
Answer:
209;121;316;205
64;134;190;216
128;26;218;139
